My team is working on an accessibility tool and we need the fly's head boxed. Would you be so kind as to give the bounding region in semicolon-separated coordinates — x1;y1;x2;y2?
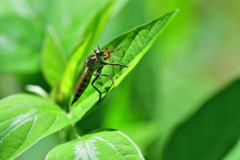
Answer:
94;46;104;57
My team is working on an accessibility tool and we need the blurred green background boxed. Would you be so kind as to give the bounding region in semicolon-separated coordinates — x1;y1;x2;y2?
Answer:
1;0;240;159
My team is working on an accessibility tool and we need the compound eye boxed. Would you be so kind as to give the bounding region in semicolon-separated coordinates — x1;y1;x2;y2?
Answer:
94;48;101;54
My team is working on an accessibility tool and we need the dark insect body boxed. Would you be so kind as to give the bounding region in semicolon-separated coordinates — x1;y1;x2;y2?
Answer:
71;46;128;106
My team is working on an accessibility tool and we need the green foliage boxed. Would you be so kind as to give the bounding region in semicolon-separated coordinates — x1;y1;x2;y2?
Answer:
59;35;92;104
0;94;71;160
0;15;42;73
41;26;66;87
1;0;239;160
58;0;116;105
46;130;144;160
0;0;114;74
162;78;240;160
80;0;115;50
71;9;178;123
0;0;178;158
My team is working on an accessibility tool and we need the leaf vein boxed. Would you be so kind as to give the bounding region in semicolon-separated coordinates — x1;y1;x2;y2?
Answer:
92;136;125;159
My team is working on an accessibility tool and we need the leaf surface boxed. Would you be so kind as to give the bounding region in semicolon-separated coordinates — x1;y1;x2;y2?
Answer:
41;26;66;87
59;35;92;105
45;0;115;54
0;94;71;160
0;15;42;73
71;9;179;123
162;78;240;160
59;1;117;105
46;130;144;160
80;0;114;50
0;0;127;73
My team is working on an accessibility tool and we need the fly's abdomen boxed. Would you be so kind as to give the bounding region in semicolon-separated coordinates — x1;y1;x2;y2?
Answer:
71;67;94;106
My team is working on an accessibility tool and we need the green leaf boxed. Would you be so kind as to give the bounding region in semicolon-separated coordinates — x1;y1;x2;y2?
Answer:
45;0;118;54
0;15;43;73
79;0;115;50
111;0;129;18
71;9;179;123
58;1;118;106
41;26;66;87
59;34;92;105
0;94;71;160
223;137;240;160
0;0;127;74
46;130;144;160
162;78;240;160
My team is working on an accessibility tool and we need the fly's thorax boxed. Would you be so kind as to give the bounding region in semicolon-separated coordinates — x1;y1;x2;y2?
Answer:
86;54;97;67
85;54;104;69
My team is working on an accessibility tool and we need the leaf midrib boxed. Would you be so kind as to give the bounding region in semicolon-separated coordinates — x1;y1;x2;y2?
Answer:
0;110;67;140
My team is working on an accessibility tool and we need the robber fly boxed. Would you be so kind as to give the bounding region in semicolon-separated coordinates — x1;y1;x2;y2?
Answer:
71;46;128;106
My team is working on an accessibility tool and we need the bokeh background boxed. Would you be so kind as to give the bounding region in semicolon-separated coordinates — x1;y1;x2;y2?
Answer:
1;0;240;159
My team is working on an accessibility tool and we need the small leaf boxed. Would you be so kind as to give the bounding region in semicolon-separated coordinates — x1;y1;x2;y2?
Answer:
45;0;112;54
162;78;240;160
59;34;92;104
71;9;179;123
46;130;144;160
0;94;71;160
41;25;66;87
79;0;115;50
59;1;118;106
111;0;129;18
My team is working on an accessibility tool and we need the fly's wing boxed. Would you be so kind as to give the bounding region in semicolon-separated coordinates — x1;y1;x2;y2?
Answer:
110;54;120;60
73;66;90;96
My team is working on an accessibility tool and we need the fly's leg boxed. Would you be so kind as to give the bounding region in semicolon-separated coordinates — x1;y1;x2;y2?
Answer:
92;74;102;105
96;72;115;99
93;73;101;80
103;62;128;68
103;62;128;78
96;72;114;83
104;47;122;54
103;47;122;60
92;70;114;105
109;47;122;53
103;48;123;76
